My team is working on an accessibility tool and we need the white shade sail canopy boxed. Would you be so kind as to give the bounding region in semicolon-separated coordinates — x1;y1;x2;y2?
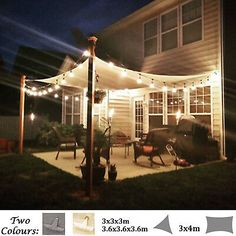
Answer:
35;56;211;90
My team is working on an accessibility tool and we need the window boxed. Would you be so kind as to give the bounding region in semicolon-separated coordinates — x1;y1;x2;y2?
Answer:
65;94;81;125
182;0;202;45
190;86;210;113
144;18;158;57
190;86;211;126
167;89;185;125
149;92;163;129
161;9;178;51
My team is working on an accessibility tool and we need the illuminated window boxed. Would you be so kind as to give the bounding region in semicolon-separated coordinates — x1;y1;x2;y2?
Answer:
144;18;158;57
149;92;163;129
190;86;211;126
65;94;81;125
161;8;178;51
167;89;185;125
182;0;202;45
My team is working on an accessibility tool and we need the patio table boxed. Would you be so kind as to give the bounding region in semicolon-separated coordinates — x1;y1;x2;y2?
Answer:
124;140;134;158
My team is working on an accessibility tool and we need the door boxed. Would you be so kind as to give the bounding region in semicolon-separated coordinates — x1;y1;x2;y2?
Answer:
134;98;144;140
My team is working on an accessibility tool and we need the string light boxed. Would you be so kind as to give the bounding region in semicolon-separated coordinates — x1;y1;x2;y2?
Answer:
121;69;127;78
199;80;203;87
48;87;53;93
61;77;66;85
83;50;90;57
108;62;114;68
69;70;74;77
24;58;215;100
172;84;177;93
65;95;69;101
75;96;79;101
55;84;60;90
54;93;59;98
162;82;167;92
149;79;155;88
137;74;142;84
183;83;187;92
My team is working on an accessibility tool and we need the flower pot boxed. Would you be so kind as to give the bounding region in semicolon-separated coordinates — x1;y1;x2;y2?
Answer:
80;164;106;184
108;171;117;181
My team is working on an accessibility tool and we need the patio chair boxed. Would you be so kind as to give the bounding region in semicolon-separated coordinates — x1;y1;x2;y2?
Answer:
52;126;77;160
111;131;132;158
133;128;172;167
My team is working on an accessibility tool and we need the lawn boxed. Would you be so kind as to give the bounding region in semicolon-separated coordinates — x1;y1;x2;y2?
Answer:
0;154;235;209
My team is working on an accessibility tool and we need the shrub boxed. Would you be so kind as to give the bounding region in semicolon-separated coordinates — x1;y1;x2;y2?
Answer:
36;121;59;147
36;122;85;147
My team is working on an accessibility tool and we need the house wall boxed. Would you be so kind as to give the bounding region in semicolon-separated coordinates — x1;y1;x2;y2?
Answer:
99;0;223;151
100;0;220;75
108;91;131;137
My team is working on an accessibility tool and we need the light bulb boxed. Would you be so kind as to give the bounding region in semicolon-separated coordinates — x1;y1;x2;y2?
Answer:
83;50;90;57
137;74;142;84
108;62;114;67
69;70;74;77
183;83;187;92
172;85;177;93
149;80;155;88
121;70;127;78
162;83;167;92
61;79;66;85
55;84;60;90
30;113;35;121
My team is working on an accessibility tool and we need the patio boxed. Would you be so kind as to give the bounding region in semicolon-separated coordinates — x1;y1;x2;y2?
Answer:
34;147;179;180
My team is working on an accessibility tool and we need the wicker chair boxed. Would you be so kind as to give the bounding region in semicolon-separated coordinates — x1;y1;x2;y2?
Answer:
52;126;77;160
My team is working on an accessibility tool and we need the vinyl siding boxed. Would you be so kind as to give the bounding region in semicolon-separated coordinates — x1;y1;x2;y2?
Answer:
109;92;131;137
100;0;222;147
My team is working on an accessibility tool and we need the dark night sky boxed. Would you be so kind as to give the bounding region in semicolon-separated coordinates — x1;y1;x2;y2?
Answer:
0;0;153;69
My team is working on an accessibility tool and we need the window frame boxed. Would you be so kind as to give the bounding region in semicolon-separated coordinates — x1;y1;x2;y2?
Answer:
189;85;211;115
143;17;159;58
180;0;204;46
148;91;164;129
160;6;179;52
167;89;185;113
65;93;82;125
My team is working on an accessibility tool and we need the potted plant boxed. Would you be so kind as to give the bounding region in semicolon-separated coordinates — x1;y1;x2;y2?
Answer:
94;90;106;103
80;129;109;184
108;164;117;181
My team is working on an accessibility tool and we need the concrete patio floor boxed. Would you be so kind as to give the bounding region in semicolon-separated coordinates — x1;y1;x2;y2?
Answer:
34;147;180;180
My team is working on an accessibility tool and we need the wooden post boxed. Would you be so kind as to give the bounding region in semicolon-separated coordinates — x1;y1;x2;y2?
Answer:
19;75;26;155
86;36;97;197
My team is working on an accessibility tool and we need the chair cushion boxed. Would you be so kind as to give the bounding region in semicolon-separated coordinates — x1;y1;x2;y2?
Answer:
143;146;153;153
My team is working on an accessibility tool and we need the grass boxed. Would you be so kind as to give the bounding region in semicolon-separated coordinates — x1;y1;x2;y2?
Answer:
0;154;235;209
